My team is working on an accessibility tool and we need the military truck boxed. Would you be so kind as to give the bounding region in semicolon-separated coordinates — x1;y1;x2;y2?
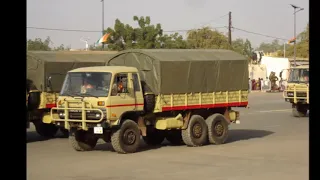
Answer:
281;64;309;117
50;49;249;153
27;51;117;137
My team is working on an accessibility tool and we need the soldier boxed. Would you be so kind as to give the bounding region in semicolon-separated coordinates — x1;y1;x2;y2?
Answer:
269;72;279;90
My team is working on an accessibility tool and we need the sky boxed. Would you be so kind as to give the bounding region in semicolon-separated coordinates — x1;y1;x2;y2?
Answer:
27;0;309;49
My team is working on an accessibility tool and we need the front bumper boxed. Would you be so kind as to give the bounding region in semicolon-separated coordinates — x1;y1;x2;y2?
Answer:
283;88;309;104
50;101;106;130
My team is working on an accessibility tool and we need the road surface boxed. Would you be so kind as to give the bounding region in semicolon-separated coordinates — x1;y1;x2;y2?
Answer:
27;93;308;180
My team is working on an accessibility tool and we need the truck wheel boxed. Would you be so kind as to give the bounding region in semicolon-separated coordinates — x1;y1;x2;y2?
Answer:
143;128;165;145
182;115;208;147
111;120;141;154
166;130;184;145
144;94;155;113
69;130;98;151
206;114;229;145
292;104;308;117
34;121;58;138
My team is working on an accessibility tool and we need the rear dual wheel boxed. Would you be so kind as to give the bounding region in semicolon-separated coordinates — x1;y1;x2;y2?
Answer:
182;115;208;147
206;114;229;145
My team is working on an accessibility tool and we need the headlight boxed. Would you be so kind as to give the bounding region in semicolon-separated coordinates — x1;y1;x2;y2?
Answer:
59;112;65;118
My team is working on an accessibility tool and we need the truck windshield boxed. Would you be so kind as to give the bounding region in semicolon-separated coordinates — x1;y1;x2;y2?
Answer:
288;69;309;83
60;72;112;97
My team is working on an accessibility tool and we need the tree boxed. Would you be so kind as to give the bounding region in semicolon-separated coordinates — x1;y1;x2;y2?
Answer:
277;23;309;58
104;16;167;50
133;16;163;49
186;27;230;49
231;38;253;59
53;44;71;51
257;39;283;53
27;36;70;51
158;33;187;49
27;36;52;51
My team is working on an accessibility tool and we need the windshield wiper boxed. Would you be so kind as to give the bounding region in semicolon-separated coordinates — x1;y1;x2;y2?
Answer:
61;92;75;98
84;93;99;98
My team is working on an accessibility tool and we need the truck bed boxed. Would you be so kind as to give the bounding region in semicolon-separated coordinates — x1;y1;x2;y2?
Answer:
154;90;248;112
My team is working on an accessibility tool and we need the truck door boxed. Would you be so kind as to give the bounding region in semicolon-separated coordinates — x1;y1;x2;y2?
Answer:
109;73;135;121
132;73;144;111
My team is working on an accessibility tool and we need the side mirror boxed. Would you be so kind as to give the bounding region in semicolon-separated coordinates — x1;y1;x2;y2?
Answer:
47;76;52;91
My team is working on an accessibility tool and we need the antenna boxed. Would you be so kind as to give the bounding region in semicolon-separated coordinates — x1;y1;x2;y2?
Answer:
80;37;90;51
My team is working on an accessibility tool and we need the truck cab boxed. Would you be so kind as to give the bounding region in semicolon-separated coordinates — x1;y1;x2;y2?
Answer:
53;66;145;129
281;65;309;117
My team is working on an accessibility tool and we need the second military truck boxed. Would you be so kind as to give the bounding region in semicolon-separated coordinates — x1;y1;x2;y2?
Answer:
51;49;249;153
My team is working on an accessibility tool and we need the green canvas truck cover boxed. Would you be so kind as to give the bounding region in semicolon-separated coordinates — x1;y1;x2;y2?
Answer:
106;49;249;94
27;51;117;92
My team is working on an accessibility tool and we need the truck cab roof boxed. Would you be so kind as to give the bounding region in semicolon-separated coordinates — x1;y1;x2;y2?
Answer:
68;66;139;73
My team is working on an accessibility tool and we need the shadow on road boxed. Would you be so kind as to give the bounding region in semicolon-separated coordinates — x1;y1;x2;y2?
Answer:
95;139;180;152
226;129;274;143
27;131;67;143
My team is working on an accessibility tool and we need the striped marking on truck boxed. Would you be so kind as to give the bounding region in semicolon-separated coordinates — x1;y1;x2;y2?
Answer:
162;101;248;111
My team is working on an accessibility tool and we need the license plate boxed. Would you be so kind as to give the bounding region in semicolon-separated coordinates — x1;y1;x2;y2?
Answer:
94;127;103;134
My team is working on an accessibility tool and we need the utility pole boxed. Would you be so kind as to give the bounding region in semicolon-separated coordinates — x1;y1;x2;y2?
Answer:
290;4;304;66
228;11;232;47
101;0;105;50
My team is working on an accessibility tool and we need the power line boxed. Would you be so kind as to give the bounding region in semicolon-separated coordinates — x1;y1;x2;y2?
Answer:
27;26;101;33
26;26;226;33
232;27;288;41
27;26;288;41
198;13;229;28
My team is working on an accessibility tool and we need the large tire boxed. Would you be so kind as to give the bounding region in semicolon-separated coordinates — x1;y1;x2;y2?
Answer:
182;115;208;147
144;94;156;113
111;120;141;154
166;130;184;145
34;121;58;138
143;127;165;145
69;130;98;151
292;104;308;117
28;91;41;111
206;114;229;145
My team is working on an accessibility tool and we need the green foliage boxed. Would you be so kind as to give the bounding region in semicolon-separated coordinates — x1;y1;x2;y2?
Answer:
257;39;283;53
27;36;69;51
232;38;253;58
27;37;52;51
260;23;309;58
53;44;71;51
103;17;254;55
103;16;188;50
186;27;230;49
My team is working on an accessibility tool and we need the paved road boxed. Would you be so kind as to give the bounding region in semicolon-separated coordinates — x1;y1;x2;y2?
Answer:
27;93;308;180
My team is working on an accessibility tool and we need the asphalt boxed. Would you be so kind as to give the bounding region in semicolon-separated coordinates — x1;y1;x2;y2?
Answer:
27;92;308;180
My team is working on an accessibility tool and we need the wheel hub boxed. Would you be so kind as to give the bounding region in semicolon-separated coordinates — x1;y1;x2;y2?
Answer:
214;122;224;137
123;129;136;145
192;123;202;138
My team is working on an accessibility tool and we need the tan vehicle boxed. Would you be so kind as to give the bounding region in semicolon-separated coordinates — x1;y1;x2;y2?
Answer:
51;49;249;153
27;51;116;137
281;65;309;117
